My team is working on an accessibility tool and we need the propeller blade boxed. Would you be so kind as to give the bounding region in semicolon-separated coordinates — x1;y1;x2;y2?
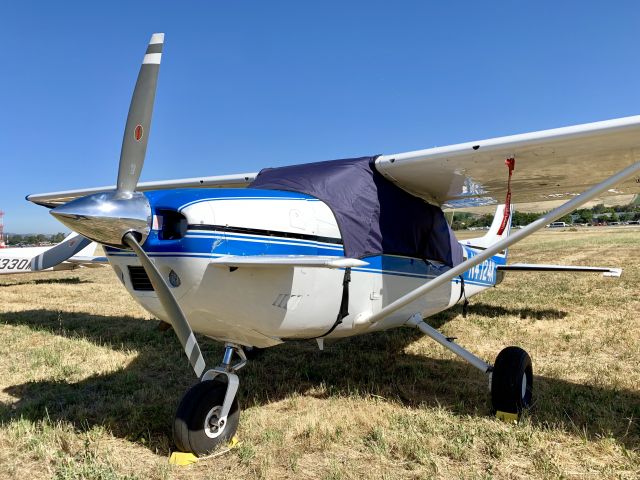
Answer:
30;233;92;271
123;232;206;378
116;33;164;194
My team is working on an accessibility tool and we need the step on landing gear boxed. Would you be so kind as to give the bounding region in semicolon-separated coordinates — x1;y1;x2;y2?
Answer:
173;343;247;456
407;314;533;419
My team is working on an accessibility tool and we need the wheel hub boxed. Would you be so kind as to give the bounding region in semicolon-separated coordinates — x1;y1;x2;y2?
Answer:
204;406;225;438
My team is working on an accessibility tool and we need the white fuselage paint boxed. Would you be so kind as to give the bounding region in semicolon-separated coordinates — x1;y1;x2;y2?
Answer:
0;246;48;273
105;196;493;348
0;246;81;274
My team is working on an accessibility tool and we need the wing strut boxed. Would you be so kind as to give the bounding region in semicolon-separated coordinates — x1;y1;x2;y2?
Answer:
361;160;640;325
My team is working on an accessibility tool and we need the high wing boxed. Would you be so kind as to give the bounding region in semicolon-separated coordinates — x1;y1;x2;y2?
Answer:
26;173;257;208
27;115;640;210
375;115;640;209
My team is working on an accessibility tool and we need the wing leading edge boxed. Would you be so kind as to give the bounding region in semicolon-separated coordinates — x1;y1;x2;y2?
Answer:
27;173;258;208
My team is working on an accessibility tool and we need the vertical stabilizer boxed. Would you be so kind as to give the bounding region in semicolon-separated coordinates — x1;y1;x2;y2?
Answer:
463;204;513;251
74;241;99;258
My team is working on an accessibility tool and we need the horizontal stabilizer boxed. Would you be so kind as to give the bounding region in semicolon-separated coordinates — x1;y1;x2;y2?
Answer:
209;255;368;269
498;263;622;277
66;255;109;268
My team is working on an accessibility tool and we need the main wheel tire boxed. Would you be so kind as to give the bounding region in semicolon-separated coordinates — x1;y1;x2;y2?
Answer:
173;379;240;456
491;346;533;416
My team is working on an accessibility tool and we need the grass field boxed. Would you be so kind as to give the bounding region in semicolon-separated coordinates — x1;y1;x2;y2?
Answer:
0;227;638;479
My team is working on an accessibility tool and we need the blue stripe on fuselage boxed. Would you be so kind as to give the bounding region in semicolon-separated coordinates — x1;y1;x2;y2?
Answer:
144;188;316;212
106;232;504;287
104;188;505;285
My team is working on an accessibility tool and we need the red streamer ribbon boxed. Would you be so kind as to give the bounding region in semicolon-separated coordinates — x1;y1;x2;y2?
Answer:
497;157;515;236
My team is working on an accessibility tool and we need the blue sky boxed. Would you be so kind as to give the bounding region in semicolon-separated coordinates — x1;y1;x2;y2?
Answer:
2;1;640;233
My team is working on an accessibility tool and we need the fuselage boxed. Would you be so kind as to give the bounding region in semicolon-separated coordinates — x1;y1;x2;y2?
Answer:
0;246;52;274
105;189;506;347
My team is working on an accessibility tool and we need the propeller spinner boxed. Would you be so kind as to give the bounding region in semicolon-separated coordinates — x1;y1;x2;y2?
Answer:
50;34;207;379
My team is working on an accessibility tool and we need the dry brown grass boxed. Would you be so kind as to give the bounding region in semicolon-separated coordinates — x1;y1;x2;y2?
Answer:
0;227;638;479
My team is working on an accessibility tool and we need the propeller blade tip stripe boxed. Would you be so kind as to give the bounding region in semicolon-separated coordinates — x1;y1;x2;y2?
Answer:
185;332;197;357
143;53;162;65
149;33;165;45
194;356;206;378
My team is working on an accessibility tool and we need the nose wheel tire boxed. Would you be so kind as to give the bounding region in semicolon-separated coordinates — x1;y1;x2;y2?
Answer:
173;380;240;456
491;346;533;417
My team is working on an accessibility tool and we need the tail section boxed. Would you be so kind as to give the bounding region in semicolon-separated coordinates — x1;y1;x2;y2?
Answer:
30;233;92;271
75;240;99;258
456;204;513;293
463;204;513;252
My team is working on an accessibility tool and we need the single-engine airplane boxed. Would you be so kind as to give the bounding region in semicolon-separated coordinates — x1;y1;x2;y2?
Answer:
0;232;101;275
26;34;640;455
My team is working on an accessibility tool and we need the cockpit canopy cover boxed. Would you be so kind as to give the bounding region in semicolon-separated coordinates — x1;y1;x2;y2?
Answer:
251;156;464;267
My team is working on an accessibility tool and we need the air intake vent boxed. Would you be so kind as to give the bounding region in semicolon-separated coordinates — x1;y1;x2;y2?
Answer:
128;266;154;291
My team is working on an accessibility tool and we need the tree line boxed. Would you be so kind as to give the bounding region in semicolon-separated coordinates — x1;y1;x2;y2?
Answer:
5;232;68;246
451;201;640;230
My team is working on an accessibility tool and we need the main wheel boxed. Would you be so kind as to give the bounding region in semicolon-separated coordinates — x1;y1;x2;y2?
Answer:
173;379;240;456
491;346;533;416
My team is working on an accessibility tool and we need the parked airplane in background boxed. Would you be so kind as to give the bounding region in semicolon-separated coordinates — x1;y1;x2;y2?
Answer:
0;232;101;275
25;34;640;455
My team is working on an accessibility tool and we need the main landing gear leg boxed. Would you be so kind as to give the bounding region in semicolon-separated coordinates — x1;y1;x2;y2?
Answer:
407;314;533;418
173;343;247;456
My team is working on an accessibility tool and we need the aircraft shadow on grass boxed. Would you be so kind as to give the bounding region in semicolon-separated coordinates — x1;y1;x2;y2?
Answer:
0;277;91;288
0;306;637;454
464;302;568;321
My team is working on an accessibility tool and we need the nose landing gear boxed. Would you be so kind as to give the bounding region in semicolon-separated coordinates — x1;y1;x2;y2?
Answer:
173;343;247;456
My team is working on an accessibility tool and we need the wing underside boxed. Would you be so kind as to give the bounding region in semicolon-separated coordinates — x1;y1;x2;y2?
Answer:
376;115;640;209
27;116;640;211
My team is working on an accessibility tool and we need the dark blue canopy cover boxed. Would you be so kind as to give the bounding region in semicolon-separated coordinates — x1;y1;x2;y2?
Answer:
250;156;463;267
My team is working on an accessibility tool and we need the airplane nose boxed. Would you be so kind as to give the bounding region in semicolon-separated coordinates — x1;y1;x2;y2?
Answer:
50;191;152;248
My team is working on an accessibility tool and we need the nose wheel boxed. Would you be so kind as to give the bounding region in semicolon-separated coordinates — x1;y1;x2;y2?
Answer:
173;379;240;455
173;343;246;456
